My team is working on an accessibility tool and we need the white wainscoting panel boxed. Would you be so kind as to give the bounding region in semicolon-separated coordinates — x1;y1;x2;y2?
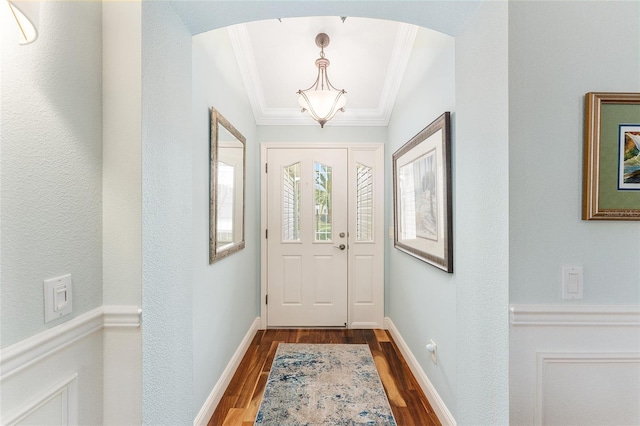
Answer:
536;352;640;425
510;304;640;426
0;305;142;425
103;306;143;425
3;374;78;426
0;309;104;381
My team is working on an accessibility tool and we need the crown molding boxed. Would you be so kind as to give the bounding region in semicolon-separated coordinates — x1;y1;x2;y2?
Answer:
227;24;267;124
378;23;418;124
228;22;418;127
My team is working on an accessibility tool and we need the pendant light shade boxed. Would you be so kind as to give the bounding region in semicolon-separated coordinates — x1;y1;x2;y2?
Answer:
7;0;38;45
297;33;347;128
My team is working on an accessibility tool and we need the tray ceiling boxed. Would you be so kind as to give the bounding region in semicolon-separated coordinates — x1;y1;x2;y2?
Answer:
227;17;418;127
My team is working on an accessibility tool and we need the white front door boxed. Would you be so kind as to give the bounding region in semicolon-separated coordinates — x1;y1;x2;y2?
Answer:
266;148;348;327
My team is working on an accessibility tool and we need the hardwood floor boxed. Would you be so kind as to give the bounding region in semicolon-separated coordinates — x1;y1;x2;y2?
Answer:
208;329;441;426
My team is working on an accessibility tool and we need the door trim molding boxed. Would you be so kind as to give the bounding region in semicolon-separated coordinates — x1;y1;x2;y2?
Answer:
260;142;385;329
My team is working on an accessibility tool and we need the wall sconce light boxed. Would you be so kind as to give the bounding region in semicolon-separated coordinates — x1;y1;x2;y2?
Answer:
7;0;38;45
297;33;347;128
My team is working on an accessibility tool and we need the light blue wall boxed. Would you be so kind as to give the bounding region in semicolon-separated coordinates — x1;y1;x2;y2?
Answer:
386;27;458;416
1;1;103;347
144;2;510;424
172;2;479;39
191;28;260;417
509;1;640;305
6;1;635;423
141;3;194;424
258;126;387;144
386;5;511;423
455;2;509;423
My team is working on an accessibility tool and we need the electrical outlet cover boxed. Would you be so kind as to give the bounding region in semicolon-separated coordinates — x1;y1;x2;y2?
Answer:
427;339;437;364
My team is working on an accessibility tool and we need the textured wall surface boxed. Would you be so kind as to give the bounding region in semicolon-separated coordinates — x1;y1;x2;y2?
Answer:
455;2;509;424
509;2;640;424
1;1;103;347
509;0;640;305
191;28;260;417
386;26;458;417
1;1;105;423
141;2;194;424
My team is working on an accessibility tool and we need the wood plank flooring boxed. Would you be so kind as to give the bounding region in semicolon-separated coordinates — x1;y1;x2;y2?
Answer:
208;329;441;426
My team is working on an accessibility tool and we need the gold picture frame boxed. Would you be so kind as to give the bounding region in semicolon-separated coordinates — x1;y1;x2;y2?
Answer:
582;92;640;220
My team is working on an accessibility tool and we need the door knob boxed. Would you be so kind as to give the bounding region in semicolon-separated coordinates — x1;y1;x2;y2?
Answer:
335;244;346;250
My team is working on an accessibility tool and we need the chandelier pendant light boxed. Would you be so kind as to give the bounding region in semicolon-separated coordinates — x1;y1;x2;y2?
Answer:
6;0;38;45
297;33;347;128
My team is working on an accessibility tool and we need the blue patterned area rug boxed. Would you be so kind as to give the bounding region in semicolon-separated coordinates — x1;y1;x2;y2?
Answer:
255;343;397;425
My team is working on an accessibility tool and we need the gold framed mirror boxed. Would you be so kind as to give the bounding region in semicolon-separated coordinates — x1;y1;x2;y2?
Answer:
210;108;246;263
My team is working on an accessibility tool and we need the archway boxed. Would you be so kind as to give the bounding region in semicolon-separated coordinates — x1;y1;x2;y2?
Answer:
141;3;509;424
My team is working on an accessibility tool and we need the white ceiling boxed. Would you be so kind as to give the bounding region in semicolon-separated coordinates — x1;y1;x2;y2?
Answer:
226;17;418;127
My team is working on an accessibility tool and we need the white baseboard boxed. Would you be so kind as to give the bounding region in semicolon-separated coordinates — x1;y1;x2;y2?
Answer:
384;317;456;426
193;317;261;426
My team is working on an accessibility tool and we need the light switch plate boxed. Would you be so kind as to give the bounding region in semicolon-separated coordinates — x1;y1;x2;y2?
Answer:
44;274;72;322
562;266;583;300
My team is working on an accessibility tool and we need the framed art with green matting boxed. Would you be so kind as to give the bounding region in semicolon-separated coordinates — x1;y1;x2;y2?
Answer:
583;92;640;220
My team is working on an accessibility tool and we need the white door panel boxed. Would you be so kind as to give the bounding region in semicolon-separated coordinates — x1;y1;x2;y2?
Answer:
267;148;348;327
348;147;385;328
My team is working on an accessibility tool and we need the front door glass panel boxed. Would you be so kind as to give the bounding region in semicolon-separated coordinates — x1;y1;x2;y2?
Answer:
356;163;374;242
314;162;332;241
283;162;301;241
